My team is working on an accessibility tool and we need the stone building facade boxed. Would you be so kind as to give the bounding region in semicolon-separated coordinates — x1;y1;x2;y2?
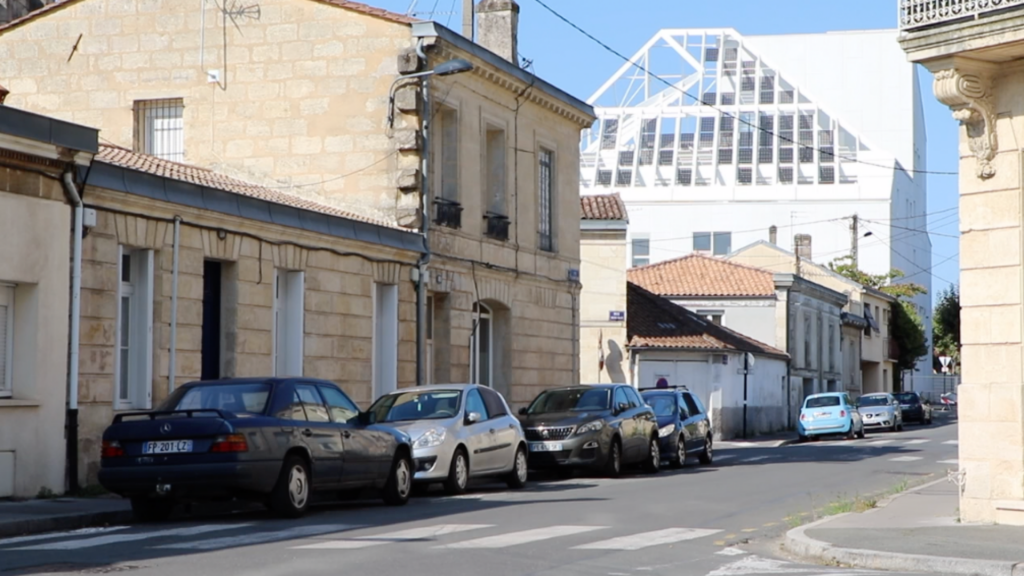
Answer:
899;1;1024;525
579;194;628;384
0;0;595;419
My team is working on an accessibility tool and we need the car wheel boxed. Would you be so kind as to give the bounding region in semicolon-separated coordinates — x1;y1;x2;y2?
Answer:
643;437;661;473
269;455;311;518
857;423;866;439
130;497;175;522
382;452;413;506
897;420;904;432
506;445;528;489
672;435;687;468
443;448;469;495
845;426;855;440
698;434;713;465
604;438;622;477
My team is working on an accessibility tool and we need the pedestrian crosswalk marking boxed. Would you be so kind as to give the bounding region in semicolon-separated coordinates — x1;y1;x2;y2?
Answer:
157;524;359;551
944;440;959;445
938;459;959;465
0;526;129;547
441;525;605;549
574;528;722;551
739;456;770;463
889;456;923;462
715;455;736;461
867;439;895;445
904;439;930;445
293;524;492;549
12;524;251;550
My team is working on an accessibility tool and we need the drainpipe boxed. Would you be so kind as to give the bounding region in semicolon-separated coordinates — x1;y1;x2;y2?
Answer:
415;37;431;387
168;216;181;392
61;169;83;494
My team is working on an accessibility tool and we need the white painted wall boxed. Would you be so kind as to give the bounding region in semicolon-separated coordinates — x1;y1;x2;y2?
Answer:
667;298;778;348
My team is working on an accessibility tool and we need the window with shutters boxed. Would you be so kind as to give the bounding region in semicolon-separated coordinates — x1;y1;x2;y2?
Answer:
438;106;459;201
538;148;554;252
115;248;155;410
0;284;13;397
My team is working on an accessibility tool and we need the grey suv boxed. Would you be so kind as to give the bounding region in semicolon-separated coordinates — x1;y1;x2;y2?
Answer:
517;384;660;477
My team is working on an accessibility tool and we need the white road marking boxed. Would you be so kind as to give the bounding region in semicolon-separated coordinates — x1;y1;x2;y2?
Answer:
13;524;251;550
739;456;771;463
441;525;604;549
293;524;492;549
715;455;736;461
574;528;722;550
944;440;959;445
157;524;359;550
0;526;129;547
866;439;895;445
904;439;930;445
889;456;923;462
938;459;959;465
715;547;747;556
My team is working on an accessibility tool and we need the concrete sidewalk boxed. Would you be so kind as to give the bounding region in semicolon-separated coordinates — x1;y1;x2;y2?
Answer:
0;496;132;539
718;432;798;449
785;477;1024;575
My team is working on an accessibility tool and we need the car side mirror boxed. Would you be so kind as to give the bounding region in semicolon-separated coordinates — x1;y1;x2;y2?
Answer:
518;407;528;416
358;411;372;425
466;411;483;424
615;402;629;414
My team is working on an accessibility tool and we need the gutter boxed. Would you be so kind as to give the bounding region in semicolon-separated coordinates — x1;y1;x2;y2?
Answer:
60;169;83;494
168;216;181;392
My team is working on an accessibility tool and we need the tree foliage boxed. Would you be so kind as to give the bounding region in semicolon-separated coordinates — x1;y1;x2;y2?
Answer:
933;285;961;367
827;255;928;372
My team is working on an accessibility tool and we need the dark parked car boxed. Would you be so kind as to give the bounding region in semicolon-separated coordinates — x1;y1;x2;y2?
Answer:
894;391;933;424
98;378;414;521
640;387;713;468
517;384;660;477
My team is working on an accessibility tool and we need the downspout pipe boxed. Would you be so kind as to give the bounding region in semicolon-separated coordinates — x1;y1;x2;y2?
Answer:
168;216;181;392
415;37;431;387
61;169;83;494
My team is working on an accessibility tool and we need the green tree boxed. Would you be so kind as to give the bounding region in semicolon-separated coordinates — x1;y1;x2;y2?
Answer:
933;285;961;369
827;255;929;375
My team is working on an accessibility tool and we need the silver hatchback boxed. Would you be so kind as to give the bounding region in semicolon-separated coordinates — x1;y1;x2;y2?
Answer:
365;384;528;495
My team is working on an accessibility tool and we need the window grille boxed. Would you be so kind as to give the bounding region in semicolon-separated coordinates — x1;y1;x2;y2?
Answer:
134;99;184;162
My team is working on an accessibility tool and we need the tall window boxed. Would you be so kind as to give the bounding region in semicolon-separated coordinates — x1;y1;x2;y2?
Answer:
631;237;650;267
439;107;459;201
538;148;554;252
471;302;492;388
485;126;507;215
426;295;434;386
134;99;184;162
116;248;155;409
373;283;398;399
828;322;836;372
273;270;304;377
0;284;13;398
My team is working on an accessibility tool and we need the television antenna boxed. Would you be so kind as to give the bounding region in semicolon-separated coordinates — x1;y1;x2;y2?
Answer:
405;0;457;18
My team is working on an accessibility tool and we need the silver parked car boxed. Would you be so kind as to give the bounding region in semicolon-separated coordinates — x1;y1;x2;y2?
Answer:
856;393;904;432
365;384;528;495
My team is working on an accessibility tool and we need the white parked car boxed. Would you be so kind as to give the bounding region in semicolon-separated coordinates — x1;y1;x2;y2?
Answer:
856;393;904;433
365;384;528;495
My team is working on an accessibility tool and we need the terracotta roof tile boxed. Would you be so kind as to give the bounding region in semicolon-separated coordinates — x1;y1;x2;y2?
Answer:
96;145;397;229
627;253;775;298
580;193;628;221
627;282;787;357
0;0;416;35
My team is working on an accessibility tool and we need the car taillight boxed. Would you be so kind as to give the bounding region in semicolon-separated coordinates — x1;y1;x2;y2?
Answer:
800;413;806;421
210;434;248;453
840;410;846;417
101;440;124;458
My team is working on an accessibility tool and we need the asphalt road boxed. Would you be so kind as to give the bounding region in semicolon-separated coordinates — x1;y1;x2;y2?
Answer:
0;412;960;576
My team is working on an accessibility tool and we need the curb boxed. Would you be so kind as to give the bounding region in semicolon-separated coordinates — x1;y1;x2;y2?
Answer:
0;509;134;539
783;478;1024;576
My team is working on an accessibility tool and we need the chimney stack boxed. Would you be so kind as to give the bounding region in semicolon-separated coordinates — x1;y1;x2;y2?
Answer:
476;0;519;66
768;225;777;245
794;234;812;262
462;0;474;40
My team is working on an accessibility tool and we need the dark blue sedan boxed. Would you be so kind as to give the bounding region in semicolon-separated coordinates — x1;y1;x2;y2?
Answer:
98;377;414;521
640;387;714;468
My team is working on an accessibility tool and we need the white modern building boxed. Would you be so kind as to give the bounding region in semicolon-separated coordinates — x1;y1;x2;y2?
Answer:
579;28;932;377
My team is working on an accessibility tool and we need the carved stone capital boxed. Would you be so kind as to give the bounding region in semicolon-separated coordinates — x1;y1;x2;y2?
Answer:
933;65;997;179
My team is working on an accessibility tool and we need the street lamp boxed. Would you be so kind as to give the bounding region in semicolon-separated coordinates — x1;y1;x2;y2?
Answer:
387;57;474;388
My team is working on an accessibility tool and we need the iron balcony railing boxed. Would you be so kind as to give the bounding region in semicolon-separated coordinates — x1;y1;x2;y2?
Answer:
900;0;1024;31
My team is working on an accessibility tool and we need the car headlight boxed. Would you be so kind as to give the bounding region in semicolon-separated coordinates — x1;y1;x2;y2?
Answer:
575;420;604;435
659;424;676;438
413;427;447;449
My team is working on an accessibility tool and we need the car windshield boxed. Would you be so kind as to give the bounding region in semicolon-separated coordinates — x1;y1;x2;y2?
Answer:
165;382;271;416
527;388;611;414
644;395;676;417
894;393;919;404
805;396;840;409
368;390;462;422
858;395;890;407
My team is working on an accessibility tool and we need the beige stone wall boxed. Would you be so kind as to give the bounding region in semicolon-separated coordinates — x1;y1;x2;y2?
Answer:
75;187;419;485
579;228;627;384
0;166;71;497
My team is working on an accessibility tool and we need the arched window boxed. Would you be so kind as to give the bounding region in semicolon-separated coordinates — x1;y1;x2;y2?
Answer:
471;302;492;387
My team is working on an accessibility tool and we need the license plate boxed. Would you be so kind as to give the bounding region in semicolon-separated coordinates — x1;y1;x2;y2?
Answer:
529;442;563;452
815;412;831;418
143;440;193;454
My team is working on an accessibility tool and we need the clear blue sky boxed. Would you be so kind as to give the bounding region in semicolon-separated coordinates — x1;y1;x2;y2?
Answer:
379;0;961;306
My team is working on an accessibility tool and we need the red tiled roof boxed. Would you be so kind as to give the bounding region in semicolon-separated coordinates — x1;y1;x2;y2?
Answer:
580;193;628;221
627;253;776;298
627;282;787;357
0;0;416;34
96;145;397;229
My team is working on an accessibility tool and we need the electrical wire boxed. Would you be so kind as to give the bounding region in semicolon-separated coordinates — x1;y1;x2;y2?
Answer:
529;0;958;177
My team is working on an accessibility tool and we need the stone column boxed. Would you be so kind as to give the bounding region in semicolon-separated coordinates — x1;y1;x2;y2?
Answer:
928;57;1024;524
